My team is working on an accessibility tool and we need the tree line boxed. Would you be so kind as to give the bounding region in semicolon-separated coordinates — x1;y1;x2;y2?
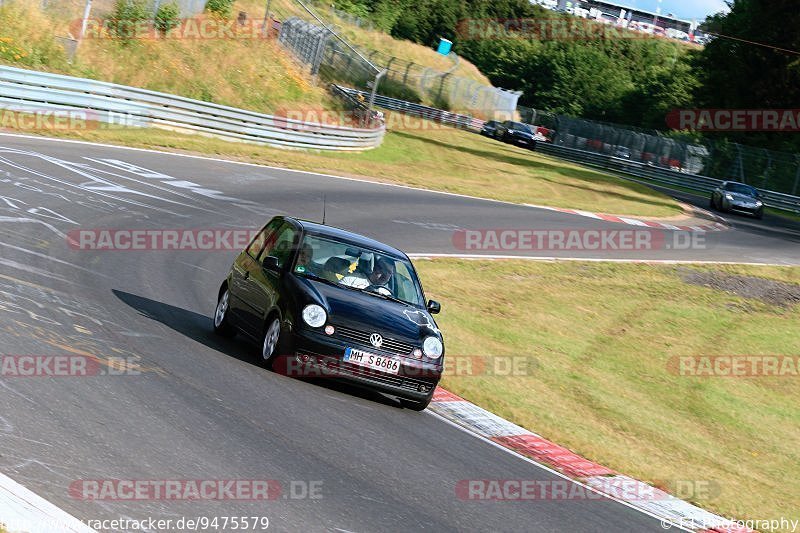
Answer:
331;0;800;154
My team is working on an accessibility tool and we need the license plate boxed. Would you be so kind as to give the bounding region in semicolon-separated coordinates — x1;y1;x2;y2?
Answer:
344;348;400;375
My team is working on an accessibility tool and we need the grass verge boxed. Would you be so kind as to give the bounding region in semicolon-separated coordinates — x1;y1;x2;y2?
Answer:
415;258;799;529
0;0;489;111
2;122;682;217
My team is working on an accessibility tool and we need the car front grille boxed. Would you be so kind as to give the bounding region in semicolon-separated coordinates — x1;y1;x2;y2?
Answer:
334;325;416;357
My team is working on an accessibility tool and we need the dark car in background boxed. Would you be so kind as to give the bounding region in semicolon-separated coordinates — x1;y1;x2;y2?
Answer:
480;120;499;137
213;216;444;410
710;181;764;219
495;120;537;149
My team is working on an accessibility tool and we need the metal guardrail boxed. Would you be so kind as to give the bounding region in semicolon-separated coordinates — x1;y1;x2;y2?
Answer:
334;86;484;131
0;65;385;151
537;143;800;214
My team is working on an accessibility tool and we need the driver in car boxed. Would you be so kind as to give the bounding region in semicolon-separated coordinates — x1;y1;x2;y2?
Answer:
295;243;319;275
340;256;394;296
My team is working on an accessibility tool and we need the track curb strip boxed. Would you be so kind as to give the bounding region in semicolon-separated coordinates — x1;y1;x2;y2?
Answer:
528;205;730;232
429;387;754;533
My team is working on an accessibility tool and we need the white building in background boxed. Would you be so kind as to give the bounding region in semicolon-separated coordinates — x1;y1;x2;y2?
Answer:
535;0;704;41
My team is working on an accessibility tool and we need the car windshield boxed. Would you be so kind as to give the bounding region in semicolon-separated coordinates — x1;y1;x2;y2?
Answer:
725;183;758;196
293;234;425;307
510;122;532;133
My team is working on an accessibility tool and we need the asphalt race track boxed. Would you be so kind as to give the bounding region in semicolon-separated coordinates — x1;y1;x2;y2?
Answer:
0;134;798;532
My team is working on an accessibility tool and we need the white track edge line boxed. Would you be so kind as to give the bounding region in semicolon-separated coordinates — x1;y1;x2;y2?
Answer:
407;253;790;267
0;471;97;532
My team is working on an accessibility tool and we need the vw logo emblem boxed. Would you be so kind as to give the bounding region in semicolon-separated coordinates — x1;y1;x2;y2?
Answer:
370;333;383;348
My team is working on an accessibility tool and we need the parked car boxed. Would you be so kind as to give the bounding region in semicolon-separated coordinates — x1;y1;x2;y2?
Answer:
213;216;444;410
481;120;499;137
494;120;537;149
710;181;764;219
613;146;632;159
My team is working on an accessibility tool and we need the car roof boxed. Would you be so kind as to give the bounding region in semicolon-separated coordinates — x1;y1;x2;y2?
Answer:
290;218;408;260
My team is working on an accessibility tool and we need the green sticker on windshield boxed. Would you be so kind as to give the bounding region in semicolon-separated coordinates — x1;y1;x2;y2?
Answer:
295;265;306;273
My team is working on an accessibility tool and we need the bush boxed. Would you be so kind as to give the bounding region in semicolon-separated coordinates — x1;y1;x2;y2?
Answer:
0;36;27;62
205;0;234;18
107;0;151;42
155;2;180;35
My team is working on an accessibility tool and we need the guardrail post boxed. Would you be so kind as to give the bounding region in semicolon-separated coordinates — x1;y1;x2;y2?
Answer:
367;69;387;127
402;62;414;85
261;0;272;37
436;73;450;106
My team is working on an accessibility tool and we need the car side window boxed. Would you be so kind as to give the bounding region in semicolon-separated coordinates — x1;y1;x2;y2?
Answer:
261;223;299;268
246;219;281;259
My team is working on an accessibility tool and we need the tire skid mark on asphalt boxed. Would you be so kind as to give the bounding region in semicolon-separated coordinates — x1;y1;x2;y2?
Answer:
0;257;73;283
0;215;68;238
0;152;189;217
43;341;165;377
0;271;163;379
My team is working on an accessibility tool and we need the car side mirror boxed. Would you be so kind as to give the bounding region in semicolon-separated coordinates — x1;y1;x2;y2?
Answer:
427;300;441;314
262;256;280;272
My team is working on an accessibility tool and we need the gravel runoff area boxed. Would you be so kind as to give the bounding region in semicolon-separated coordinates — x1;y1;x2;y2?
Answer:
681;268;800;308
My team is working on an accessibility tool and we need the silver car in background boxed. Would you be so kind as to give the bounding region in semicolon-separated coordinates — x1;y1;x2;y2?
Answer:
710;181;764;219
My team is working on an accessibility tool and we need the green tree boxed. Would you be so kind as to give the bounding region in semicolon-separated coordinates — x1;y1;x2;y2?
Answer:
694;0;800;152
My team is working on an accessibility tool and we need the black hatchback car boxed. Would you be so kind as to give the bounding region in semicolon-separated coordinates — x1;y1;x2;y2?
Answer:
495;120;537;149
213;216;444;410
480;120;499;137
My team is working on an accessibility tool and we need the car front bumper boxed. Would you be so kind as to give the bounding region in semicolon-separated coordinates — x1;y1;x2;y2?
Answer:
507;136;536;148
277;328;442;402
723;199;763;215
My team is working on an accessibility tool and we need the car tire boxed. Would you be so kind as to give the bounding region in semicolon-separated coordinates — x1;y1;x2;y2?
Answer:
754;208;764;220
400;391;434;412
709;197;716;210
213;288;236;338
260;316;285;369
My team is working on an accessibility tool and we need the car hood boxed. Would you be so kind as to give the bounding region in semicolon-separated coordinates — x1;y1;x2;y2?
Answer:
728;192;758;203
298;277;439;342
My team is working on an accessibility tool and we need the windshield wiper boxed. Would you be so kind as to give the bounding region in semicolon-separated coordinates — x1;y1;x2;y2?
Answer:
359;288;413;307
302;272;344;288
303;273;416;306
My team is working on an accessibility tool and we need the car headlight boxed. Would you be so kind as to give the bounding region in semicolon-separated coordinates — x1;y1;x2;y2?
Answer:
302;304;326;328
724;193;734;201
423;336;443;359
755;200;763;206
